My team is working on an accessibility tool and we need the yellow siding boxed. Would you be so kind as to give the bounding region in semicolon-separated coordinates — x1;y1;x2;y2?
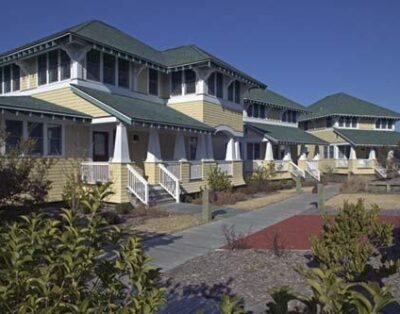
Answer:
33;87;109;117
358;118;375;130
169;101;204;122
308;129;346;144
65;124;90;158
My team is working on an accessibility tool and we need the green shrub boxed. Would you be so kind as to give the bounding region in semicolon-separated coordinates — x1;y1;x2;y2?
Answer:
0;182;165;313
310;199;394;280
207;166;232;192
245;163;276;194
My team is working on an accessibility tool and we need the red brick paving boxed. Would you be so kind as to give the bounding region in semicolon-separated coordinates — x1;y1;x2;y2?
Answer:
241;215;400;250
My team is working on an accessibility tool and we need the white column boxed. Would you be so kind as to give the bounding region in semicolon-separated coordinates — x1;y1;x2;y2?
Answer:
313;145;320;161
264;141;274;161
112;122;131;163
62;44;90;81
368;148;376;160
225;137;235;161
194;68;212;95
334;145;339;159
146;128;161;162
173;133;187;161
299;145;307;161
234;138;241;160
387;150;394;160
195;134;207;160
283;144;292;161
349;146;357;160
206;133;214;160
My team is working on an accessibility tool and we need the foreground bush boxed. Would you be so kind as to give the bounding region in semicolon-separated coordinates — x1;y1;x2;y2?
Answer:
207;166;232;192
0;183;165;313
340;176;369;193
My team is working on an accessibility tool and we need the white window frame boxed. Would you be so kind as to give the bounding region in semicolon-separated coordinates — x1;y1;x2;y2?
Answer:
37;50;72;87
374;118;395;130
336;116;358;129
0;64;21;94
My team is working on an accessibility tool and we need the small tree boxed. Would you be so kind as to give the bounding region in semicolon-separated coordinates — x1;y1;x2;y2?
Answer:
0;130;53;208
207;166;232;192
245;162;276;193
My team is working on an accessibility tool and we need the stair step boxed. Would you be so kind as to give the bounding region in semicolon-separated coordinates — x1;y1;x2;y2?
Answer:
127;184;176;206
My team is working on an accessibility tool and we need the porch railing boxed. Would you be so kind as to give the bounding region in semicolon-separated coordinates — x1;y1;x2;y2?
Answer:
357;159;373;169
244;160;263;174
216;161;233;176
289;161;305;178
164;161;181;179
189;161;202;180
127;165;149;205
335;159;349;168
81;162;110;184
306;161;321;181
159;164;180;203
274;160;289;172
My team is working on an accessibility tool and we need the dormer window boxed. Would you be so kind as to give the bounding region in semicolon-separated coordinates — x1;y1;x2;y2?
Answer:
282;110;297;123
86;50;101;82
375;118;393;130
228;80;241;104
38;50;72;86
0;64;20;94
207;72;223;98
118;59;130;88
246;103;267;119
148;68;159;96
170;69;196;96
338;117;357;128
103;53;116;85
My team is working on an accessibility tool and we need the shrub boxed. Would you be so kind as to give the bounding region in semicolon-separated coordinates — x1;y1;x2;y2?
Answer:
207;166;232;192
0;182;165;313
340;176;369;193
245;163;276;194
222;224;251;250
310;199;394;280
213;191;247;206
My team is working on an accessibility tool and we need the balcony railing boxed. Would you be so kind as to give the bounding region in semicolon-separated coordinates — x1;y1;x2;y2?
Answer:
216;161;233;176
81;162;110;184
335;159;349;168
357;159;373;169
189;161;202;180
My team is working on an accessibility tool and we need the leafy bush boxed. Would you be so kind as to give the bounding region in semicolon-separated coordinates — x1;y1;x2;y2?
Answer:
310;199;394;280
340;176;369;193
0;131;53;208
244;163;276;194
0;183;165;313
207;166;232;192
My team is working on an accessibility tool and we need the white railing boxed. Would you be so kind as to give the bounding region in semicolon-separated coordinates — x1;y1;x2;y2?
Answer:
375;163;388;179
159;164;180;203
335;159;349;168
189;161;202;180
306;161;321;181
216;161;233;176
127;165;149;205
81;162;110;184
164;161;181;179
289;161;305;178
357;159;373;169
274;160;289;172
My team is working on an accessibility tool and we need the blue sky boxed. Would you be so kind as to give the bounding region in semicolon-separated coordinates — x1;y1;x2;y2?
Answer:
1;0;399;115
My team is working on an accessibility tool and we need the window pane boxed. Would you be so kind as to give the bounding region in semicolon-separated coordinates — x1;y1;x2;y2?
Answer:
329;147;334;159
260;105;266;119
5;120;23;153
0;68;3;94
254;143;260;159
345;117;351;127
228;83;234;101
247;104;253;117
48;50;59;83
324;146;329;159
326;117;332;127
184;69;196;94
60;50;71;80
171;71;182;95
388;120;393;129
103;53;116;85
216;73;223;98
351;117;357;127
47;125;62;155
86;50;101;81
282;111;287;122
118;58;130;88
38;54;47;85
234;81;241;103
253;104;259;118
28;122;43;154
148;68;158;95
207;73;215;96
3;65;11;93
12;65;20;91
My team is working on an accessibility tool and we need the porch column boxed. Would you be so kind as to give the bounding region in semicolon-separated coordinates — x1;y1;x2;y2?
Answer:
194;68;213;95
299;145;307;161
112;122;131;163
283;145;292;161
146;128;161;162
206;133;214;160
334;145;339;159
313;145;320;161
195;134;207;160
349;146;357;160
387;150;394;160
264;141;274;161
225;137;235;161
234;138;241;160
62;43;90;81
173;133;187;161
368;148;376;160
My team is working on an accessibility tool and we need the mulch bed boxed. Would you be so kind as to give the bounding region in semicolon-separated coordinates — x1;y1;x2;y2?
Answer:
239;215;400;250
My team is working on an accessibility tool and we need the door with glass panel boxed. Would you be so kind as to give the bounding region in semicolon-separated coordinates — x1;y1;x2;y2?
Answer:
92;132;109;162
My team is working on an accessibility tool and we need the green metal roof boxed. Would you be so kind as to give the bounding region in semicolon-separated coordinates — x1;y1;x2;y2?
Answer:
243;88;308;112
0;96;90;120
334;128;400;147
300;93;400;121
71;85;212;132
246;122;327;145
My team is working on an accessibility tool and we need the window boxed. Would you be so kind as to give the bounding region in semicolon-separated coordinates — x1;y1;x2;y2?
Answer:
207;73;215;96
260;105;266;119
184;69;196;94
118;59;130;88
188;136;198;160
338;146;350;159
207;72;223;98
60;50;71;80
282;110;297;123
326;117;333;128
375;118;393;130
3;65;11;93
338;116;357;128
323;146;334;159
103;53;116;85
171;71;182;95
86;50;101;82
47;124;62;155
5;120;23;153
227;80;241;103
48;50;59;83
12;65;20;91
253;104;259;118
246;104;253;117
28;122;43;154
38;54;48;86
216;73;223;98
148;68;158;95
246;143;261;160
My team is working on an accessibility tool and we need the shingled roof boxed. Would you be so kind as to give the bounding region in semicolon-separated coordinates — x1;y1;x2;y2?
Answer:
300;93;400;121
334;128;400;147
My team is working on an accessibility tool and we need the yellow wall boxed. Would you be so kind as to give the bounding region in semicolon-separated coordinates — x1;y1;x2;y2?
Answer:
33;87;110;117
307;129;346;144
358;118;375;130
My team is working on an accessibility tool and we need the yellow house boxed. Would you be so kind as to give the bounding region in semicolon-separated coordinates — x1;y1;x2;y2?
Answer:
299;93;400;178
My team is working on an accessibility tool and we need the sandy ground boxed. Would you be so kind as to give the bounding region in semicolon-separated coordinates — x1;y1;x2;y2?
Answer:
326;193;400;210
230;187;313;210
133;214;203;234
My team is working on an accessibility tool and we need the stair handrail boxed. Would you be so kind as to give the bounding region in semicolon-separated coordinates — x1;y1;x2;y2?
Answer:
375;163;387;179
305;161;321;181
289;161;305;178
159;163;180;203
127;165;149;205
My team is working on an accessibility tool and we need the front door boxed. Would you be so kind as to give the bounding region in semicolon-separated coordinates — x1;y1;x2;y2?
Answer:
93;131;109;161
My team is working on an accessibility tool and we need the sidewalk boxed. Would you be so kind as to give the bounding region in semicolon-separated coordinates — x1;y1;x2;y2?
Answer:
144;184;339;271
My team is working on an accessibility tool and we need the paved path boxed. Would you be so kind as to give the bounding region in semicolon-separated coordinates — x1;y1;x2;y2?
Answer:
144;185;339;271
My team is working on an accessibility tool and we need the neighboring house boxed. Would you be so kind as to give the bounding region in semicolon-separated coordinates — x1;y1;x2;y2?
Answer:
299;93;400;178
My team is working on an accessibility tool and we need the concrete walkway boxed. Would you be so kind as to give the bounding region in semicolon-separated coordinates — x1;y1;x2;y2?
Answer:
144;185;339;271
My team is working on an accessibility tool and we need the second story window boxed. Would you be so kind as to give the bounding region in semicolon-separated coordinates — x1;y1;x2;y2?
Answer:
326;117;333;127
0;64;20;94
170;70;196;96
148;69;159;96
118;59;130;88
282;110;297;123
246;103;267;119
207;72;223;98
103;53;116;85
171;71;182;96
338;117;357;128
86;50;101;82
37;50;71;86
375;118;393;130
184;70;196;94
5;120;23;153
3;65;11;93
227;80;241;104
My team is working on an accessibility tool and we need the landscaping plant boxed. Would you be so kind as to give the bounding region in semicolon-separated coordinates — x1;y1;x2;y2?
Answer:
207;166;232;192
